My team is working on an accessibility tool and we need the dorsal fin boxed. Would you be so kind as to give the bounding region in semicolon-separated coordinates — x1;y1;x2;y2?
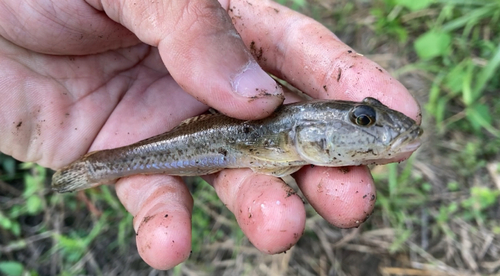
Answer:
170;113;217;131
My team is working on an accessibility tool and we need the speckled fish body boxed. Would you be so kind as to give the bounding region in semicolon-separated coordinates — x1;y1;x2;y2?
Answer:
52;97;423;193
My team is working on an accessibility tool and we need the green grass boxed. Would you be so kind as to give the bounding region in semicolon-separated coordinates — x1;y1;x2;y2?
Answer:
1;0;500;275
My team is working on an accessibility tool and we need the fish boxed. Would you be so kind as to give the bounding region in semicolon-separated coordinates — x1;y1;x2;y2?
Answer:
51;97;423;193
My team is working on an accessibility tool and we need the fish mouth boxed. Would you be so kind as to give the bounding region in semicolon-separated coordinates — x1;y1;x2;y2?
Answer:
389;125;423;153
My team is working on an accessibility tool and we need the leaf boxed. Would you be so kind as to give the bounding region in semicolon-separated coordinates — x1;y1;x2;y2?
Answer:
443;60;468;94
473;42;500;100
471;187;499;209
465;104;490;131
414;30;452;60
465;103;500;137
0;213;12;229
26;195;43;215
396;0;434;11
0;155;16;178
293;0;306;7
447;181;459;191
0;261;24;276
461;61;474;106
22;175;37;196
11;223;21;237
435;97;447;126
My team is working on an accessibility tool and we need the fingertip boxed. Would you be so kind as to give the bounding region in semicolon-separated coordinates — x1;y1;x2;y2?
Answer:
115;175;194;269
167;53;284;120
319;55;422;123
295;166;376;228
212;170;305;253
231;61;283;99
225;61;285;119
135;207;192;269
362;70;422;123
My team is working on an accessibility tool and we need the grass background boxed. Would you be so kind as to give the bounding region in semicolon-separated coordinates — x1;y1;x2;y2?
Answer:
1;0;500;275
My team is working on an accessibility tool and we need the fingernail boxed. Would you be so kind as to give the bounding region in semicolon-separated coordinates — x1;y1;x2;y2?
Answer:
232;62;283;97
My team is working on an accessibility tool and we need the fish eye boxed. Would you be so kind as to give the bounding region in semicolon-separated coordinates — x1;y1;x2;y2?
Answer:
350;105;376;126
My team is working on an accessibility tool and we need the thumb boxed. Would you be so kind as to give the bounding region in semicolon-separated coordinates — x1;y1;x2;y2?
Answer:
98;0;284;120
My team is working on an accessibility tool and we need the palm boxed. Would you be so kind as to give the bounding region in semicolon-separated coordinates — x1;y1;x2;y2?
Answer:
1;0;421;269
1;39;206;169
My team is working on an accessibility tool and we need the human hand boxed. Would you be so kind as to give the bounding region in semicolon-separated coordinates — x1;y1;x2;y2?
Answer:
0;0;420;270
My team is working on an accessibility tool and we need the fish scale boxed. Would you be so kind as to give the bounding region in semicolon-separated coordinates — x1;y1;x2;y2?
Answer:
52;97;423;193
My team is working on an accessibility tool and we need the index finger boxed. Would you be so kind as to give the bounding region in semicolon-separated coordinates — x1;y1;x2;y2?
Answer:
225;0;421;122
95;0;284;120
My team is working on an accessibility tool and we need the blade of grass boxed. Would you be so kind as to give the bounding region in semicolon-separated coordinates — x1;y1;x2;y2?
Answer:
461;61;474;106
466;104;500;137
442;4;496;32
388;163;398;198
472;42;500;101
436;0;498;5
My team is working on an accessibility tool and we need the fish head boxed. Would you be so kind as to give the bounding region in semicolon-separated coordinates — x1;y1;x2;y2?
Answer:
294;97;423;166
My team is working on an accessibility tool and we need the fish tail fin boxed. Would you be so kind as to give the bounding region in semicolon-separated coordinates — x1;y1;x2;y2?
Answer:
51;160;95;193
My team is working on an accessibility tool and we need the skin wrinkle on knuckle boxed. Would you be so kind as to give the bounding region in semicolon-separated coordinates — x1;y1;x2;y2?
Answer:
114;0;172;45
120;176;188;217
214;170;250;209
170;1;226;39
